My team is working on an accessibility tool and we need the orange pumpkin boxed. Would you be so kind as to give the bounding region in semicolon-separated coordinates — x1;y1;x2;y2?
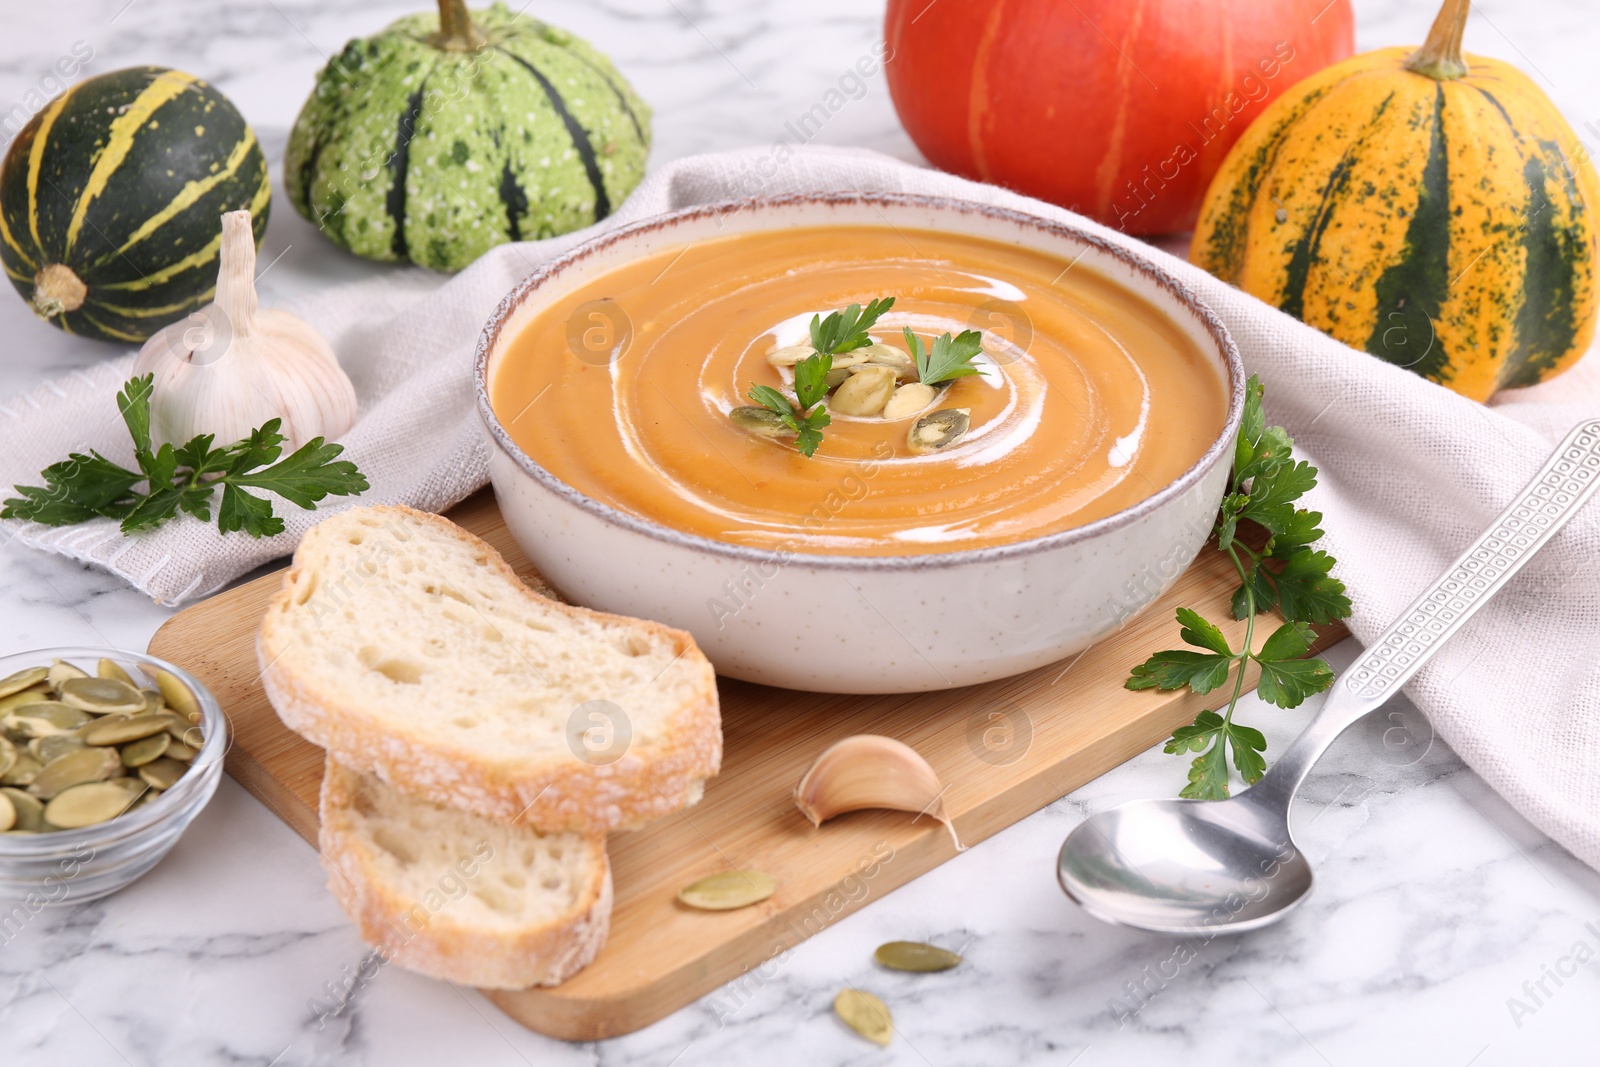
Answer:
884;0;1356;234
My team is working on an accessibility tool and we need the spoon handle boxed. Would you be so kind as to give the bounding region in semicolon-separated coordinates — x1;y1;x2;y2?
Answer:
1253;419;1600;805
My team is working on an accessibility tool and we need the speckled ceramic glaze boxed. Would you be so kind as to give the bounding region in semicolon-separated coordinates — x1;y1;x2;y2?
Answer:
477;194;1244;693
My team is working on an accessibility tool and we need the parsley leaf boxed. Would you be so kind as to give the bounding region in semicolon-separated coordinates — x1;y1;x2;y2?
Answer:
903;327;987;387
1127;648;1234;695
2;374;368;538
809;297;894;356
1127;375;1351;798
748;353;834;458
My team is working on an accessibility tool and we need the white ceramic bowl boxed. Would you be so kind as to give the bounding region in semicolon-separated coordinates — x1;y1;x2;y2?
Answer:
477;194;1243;693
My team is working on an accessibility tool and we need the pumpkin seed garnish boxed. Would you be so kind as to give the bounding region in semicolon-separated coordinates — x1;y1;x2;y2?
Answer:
830;365;897;417
121;733;171;768
82;716;171;747
881;382;939;421
154;670;200;719
97;659;136;686
765;344;818;368
907;408;971;454
137;757;186;791
28;746;123;799
833;988;893;1046
676;870;776;911
2;787;44;831
43;781;140;829
0;667;48;699
728;406;795;439
873;941;963;972
58;676;145;715
0;790;13;832
48;659;90;690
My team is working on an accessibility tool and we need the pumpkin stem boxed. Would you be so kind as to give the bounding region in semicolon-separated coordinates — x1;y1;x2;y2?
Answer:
31;264;87;319
1404;0;1471;80
214;211;259;339
433;0;485;51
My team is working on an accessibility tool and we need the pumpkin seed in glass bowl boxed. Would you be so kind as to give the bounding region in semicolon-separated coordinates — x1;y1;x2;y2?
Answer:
0;648;225;903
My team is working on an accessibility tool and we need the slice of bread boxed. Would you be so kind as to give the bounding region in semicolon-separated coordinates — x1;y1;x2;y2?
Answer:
318;758;611;989
258;506;720;833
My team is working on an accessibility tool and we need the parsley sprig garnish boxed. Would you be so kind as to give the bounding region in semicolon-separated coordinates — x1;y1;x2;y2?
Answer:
2;374;368;538
745;298;897;457
809;297;894;356
748;353;834;458
1126;376;1351;800
903;327;987;387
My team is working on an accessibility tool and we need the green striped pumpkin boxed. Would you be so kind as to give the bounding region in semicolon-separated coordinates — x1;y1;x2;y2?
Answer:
0;67;270;344
285;0;651;273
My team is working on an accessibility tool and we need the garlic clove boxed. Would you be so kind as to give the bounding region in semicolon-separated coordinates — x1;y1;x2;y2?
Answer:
794;734;965;850
132;210;357;451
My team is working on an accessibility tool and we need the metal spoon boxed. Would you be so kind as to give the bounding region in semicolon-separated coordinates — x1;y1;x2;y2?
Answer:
1058;419;1600;935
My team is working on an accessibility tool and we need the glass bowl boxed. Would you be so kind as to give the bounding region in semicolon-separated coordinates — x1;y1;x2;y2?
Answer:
0;646;227;903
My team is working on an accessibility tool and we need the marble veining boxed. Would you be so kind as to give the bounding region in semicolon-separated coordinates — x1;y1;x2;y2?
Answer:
3;0;1600;1063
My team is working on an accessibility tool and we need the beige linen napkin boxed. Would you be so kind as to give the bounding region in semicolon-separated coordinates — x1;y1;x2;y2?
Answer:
4;145;1599;867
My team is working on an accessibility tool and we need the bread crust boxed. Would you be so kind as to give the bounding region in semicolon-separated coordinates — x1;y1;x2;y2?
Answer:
258;506;721;834
318;758;612;989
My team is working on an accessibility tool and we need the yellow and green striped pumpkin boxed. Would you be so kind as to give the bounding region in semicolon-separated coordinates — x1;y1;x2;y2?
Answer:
1191;0;1599;402
0;66;270;344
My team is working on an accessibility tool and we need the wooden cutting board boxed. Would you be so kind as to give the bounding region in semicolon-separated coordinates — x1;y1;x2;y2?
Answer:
148;489;1344;1041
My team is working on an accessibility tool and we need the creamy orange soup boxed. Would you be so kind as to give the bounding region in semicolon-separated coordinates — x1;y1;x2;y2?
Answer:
491;226;1226;555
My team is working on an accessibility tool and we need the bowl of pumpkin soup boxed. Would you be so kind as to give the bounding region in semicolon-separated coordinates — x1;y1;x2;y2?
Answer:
476;194;1243;693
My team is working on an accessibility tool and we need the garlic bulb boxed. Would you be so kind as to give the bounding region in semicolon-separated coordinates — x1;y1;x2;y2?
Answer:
132;210;356;449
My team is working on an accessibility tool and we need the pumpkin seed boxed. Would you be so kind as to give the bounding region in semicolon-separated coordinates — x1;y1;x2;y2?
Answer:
0;736;13;777
58;676;145;715
833;989;892;1046
107;776;151;799
47;659;90;691
28;746;123;799
907;408;971;454
154;670;200;719
676;870;776;911
139;689;164;715
0;667;48;699
2;753;41;786
82;716;170;746
830;365;897;417
120;733;170;767
2;788;44;831
43;781;139;828
728;406;794;438
31;734;85;765
97;659;136;686
138;757;187;791
882;382;939;421
863;343;916;378
0;687;52;716
0;790;13;832
7;702;92;737
823;366;853;389
766;344;816;367
165;716;203;749
164;739;198;762
873;941;963;972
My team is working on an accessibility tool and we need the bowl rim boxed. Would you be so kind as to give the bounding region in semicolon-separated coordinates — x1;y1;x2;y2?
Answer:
0;646;227;858
474;191;1246;571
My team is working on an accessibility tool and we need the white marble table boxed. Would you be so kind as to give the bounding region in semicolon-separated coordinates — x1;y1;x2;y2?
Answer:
3;1;1600;1063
